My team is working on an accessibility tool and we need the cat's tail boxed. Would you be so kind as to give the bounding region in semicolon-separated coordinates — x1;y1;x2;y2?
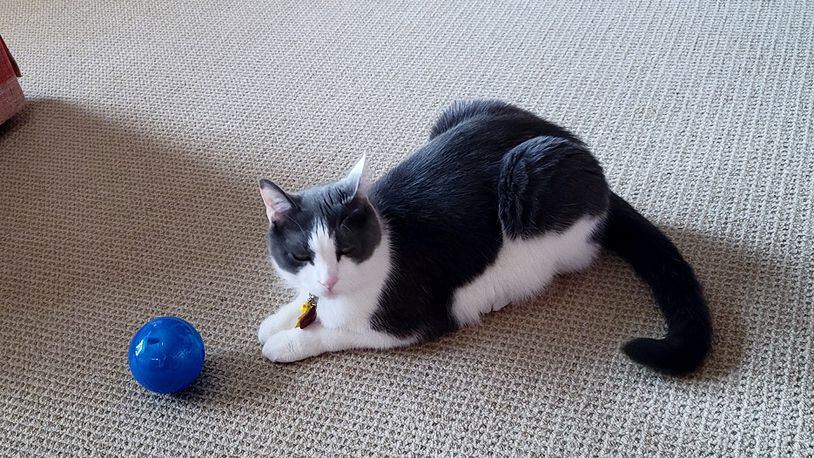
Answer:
601;192;712;374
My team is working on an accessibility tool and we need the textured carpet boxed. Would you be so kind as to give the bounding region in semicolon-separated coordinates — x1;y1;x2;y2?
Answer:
1;1;812;455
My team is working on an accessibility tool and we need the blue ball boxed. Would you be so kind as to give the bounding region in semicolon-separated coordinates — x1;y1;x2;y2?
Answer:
128;317;205;394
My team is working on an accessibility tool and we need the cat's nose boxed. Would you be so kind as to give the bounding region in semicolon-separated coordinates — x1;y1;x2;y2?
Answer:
321;274;338;291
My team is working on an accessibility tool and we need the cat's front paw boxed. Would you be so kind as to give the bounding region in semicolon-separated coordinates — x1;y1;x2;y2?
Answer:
262;328;320;363
258;312;295;344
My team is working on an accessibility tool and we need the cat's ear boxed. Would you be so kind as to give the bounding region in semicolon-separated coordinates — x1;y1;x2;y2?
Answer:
343;154;368;198
259;179;295;224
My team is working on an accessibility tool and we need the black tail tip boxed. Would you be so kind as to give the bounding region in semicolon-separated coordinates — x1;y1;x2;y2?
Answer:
622;336;709;375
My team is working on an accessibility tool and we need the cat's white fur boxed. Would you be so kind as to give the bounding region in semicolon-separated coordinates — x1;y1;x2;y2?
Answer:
258;215;603;363
451;216;602;326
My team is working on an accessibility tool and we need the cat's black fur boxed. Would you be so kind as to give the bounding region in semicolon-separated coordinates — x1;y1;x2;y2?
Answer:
371;100;710;373
270;100;712;374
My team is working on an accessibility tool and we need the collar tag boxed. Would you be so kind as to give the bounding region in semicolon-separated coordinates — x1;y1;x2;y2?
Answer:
294;294;318;329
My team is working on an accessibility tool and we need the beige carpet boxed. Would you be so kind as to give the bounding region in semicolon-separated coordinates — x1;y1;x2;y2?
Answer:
1;1;812;455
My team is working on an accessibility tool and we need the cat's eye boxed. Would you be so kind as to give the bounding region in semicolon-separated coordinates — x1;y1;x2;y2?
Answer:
291;252;311;262
338;246;353;256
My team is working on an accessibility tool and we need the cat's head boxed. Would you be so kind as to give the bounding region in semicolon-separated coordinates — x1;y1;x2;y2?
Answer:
259;156;382;298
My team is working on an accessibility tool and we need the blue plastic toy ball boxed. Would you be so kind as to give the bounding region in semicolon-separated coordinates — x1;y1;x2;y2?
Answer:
128;317;205;394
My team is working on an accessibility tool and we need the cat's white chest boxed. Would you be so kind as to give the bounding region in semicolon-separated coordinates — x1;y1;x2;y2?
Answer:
315;297;353;329
316;285;384;331
451;216;603;326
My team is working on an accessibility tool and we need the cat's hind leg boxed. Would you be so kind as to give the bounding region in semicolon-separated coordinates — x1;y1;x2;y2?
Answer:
498;136;609;238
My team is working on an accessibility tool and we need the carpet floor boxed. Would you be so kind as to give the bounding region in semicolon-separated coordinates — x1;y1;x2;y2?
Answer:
1;1;812;455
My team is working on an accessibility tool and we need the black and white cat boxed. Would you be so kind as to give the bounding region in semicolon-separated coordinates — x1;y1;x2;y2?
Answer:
257;100;712;374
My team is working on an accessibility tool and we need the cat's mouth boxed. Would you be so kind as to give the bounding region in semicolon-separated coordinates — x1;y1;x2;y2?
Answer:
315;281;339;298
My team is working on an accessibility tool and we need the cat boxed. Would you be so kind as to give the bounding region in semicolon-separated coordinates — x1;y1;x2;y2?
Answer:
257;100;712;374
